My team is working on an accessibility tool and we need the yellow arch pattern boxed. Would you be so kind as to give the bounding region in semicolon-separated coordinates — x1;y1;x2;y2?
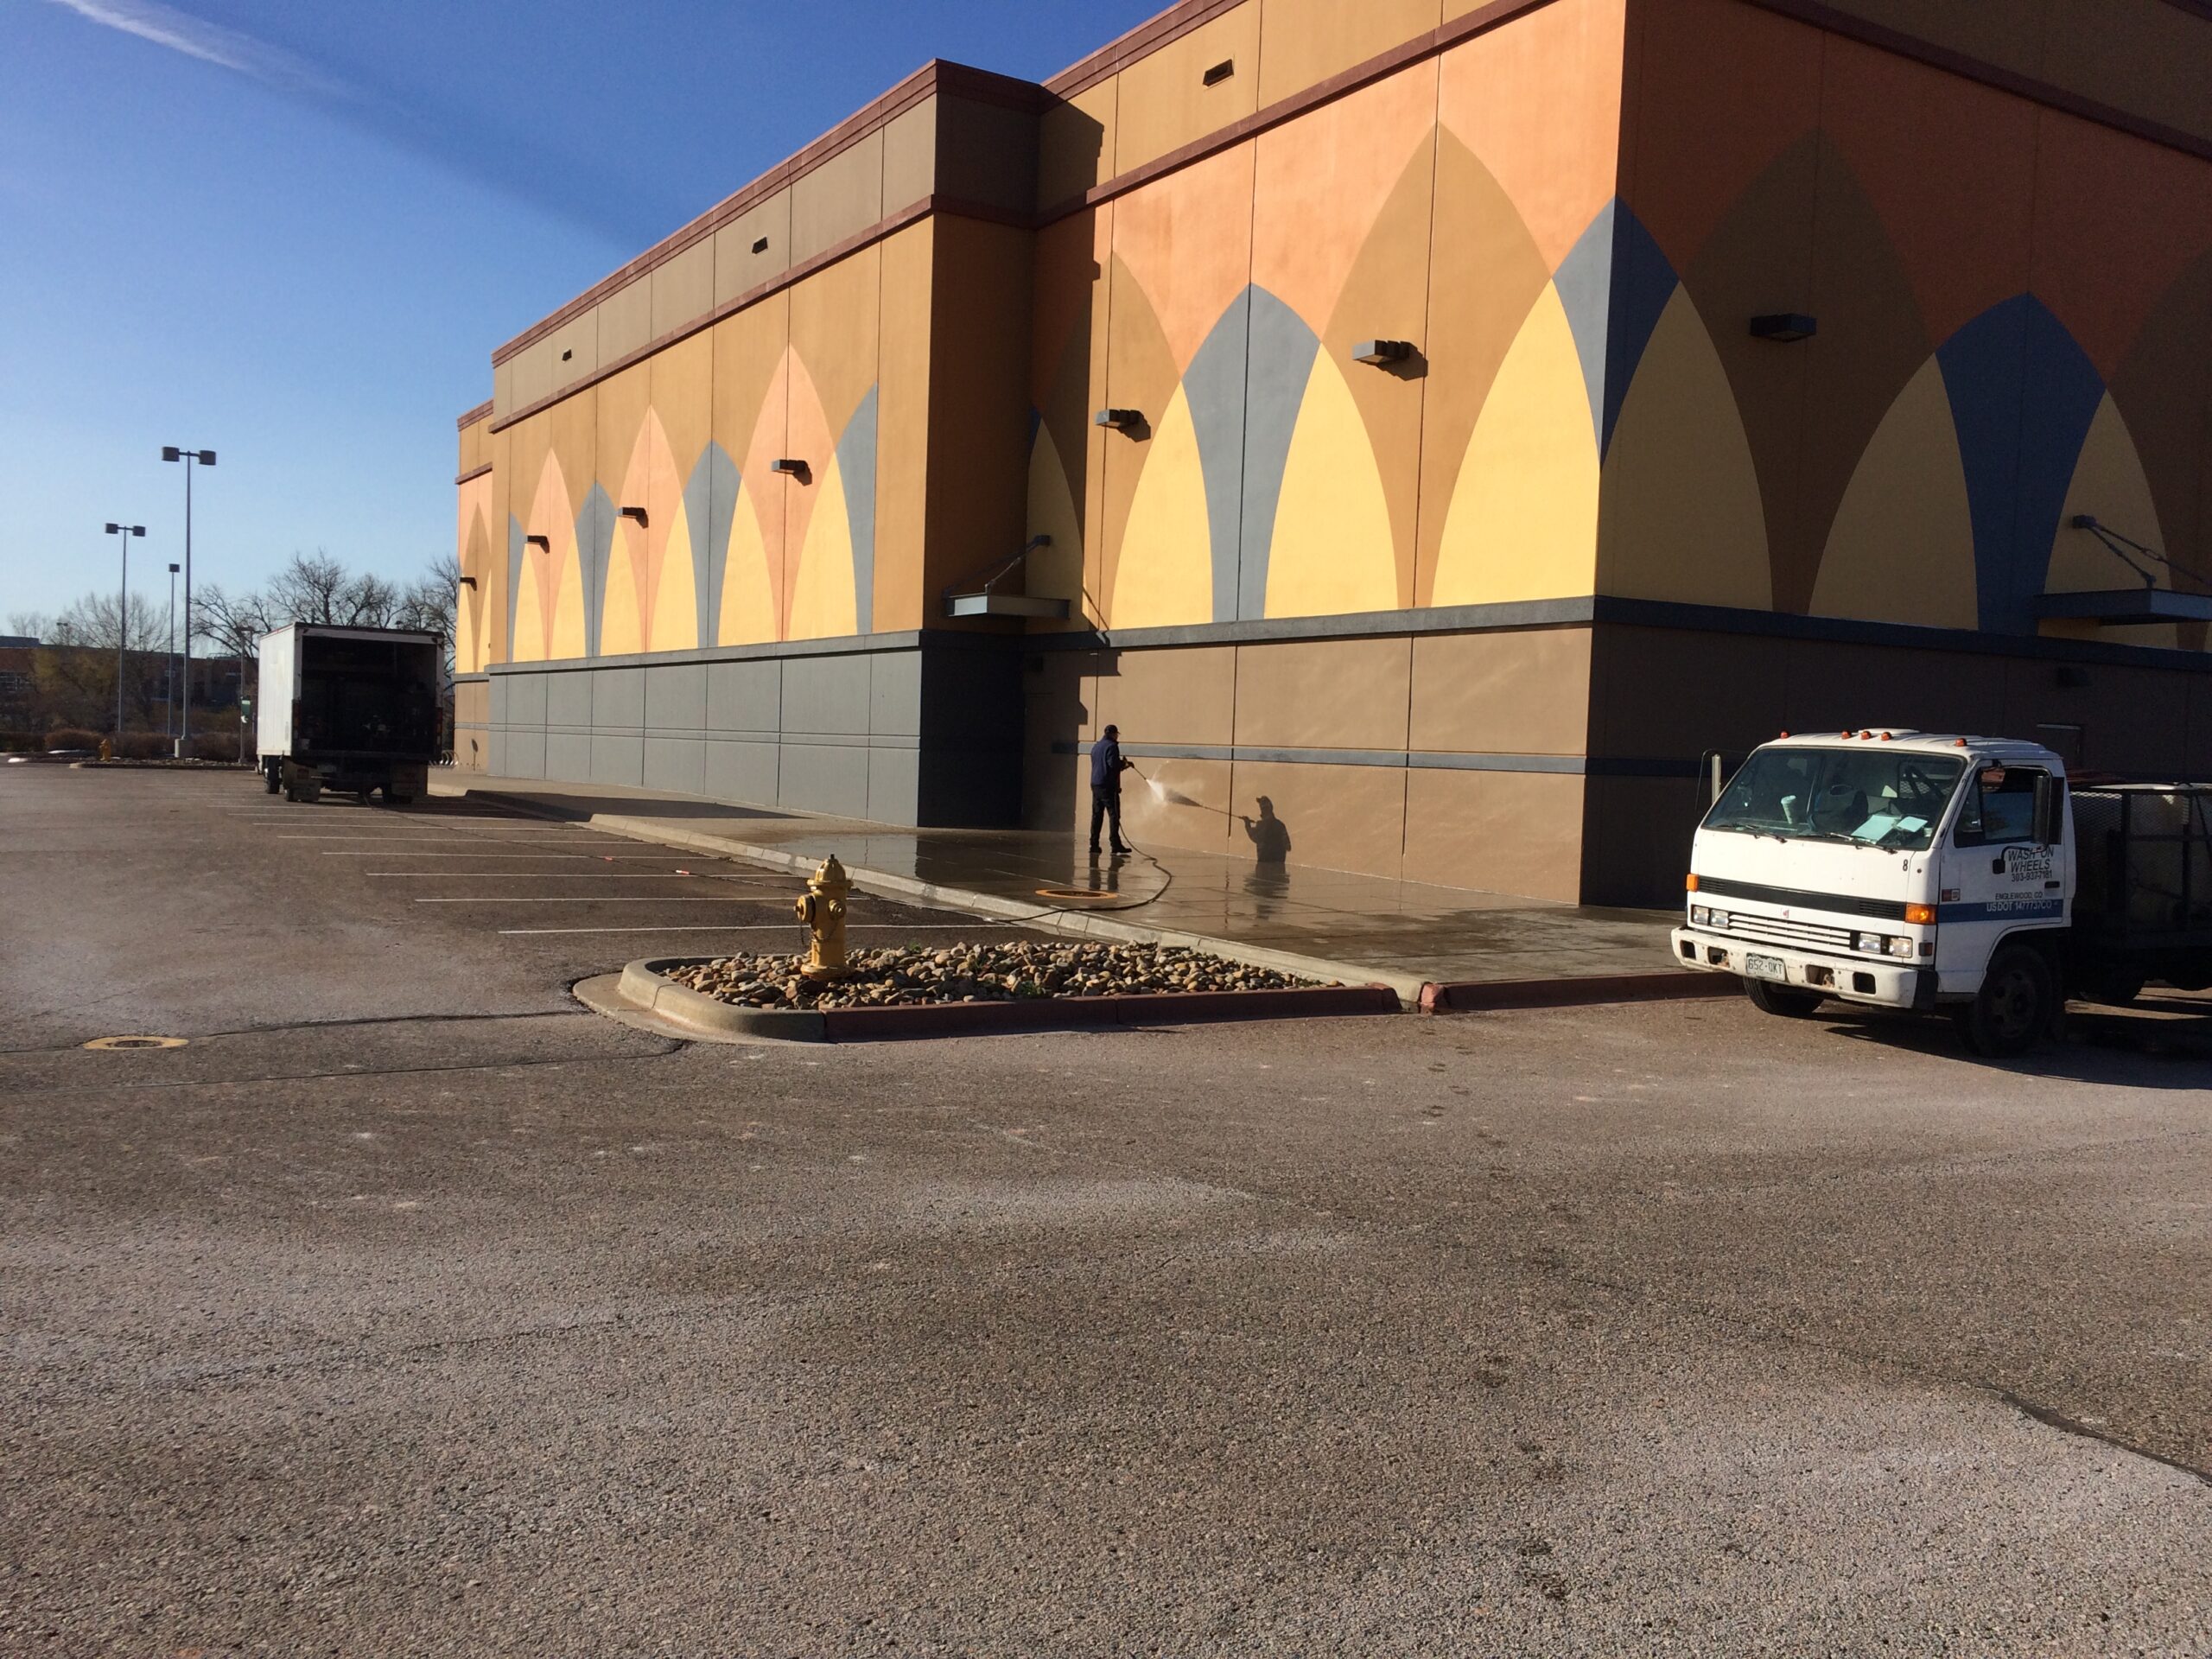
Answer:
1433;282;1599;607
789;453;858;640
1265;350;1398;619
512;546;547;664
1026;429;1086;620
719;480;777;645
1813;357;1977;629
549;550;586;661
1597;285;1770;608
602;522;644;657
1111;382;1214;629
648;493;699;652
2047;392;2174;648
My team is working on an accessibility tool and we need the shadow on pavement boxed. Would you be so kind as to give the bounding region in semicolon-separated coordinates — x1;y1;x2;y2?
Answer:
1819;995;2212;1087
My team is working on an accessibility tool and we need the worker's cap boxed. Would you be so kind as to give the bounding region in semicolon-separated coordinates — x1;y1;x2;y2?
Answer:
1103;723;1119;737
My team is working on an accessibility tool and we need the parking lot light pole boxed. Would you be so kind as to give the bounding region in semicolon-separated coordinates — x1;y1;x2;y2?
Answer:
166;563;180;740
104;523;146;741
162;447;215;755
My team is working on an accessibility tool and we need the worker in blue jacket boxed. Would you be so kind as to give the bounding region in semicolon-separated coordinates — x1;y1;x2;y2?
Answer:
1090;724;1135;857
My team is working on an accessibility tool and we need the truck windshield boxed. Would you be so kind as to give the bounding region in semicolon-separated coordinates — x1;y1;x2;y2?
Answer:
1704;748;1963;851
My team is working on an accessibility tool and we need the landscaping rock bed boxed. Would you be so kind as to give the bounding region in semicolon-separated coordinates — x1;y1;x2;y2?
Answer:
666;940;1323;1011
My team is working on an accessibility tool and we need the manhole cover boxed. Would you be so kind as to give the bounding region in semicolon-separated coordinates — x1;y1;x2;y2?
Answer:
82;1035;188;1052
1034;887;1122;902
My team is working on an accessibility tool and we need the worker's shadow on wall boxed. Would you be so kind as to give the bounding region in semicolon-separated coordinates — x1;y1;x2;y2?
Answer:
1239;795;1293;902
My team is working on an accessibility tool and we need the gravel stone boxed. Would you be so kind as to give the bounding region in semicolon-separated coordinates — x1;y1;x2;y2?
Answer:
665;941;1325;1010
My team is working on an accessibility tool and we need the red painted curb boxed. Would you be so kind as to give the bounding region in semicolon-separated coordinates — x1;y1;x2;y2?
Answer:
1421;971;1728;1014
821;983;1400;1041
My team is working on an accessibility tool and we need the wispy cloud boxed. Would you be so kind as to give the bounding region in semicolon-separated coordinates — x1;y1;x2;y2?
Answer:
39;0;677;247
42;0;355;101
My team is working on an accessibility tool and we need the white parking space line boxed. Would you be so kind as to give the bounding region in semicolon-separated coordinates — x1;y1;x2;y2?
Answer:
324;851;594;859
367;871;714;878
414;895;791;904
498;923;1003;935
277;834;627;842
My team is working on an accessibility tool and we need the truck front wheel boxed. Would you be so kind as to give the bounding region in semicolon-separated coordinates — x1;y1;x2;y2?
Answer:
1955;945;2056;1058
1745;978;1825;1018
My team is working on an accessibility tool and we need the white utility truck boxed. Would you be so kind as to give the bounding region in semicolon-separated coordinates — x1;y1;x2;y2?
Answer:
256;623;442;804
1671;731;2212;1055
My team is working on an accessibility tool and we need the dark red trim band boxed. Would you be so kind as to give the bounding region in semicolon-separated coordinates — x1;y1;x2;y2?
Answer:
1046;0;1554;219
493;60;1046;367
1742;0;2212;165
455;400;494;430
488;194;1026;434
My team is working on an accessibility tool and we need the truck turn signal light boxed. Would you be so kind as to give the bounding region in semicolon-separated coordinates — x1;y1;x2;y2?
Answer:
1905;903;1936;925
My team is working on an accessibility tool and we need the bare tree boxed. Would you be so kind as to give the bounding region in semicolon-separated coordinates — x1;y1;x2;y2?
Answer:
349;571;403;627
396;553;461;674
262;551;416;628
30;591;168;729
5;610;49;640
193;583;272;664
263;553;354;626
52;590;166;652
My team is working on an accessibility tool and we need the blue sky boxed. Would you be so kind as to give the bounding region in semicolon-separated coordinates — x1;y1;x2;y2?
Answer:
0;0;1155;628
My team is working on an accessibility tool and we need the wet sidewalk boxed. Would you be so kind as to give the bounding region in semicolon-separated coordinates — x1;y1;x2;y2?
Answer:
431;772;1690;1006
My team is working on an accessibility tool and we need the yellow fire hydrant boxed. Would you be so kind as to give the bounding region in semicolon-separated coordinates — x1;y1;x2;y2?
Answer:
794;855;852;981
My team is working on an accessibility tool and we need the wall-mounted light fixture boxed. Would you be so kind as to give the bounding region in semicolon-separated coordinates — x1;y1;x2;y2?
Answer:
770;458;810;482
1094;408;1143;432
1203;59;1235;86
752;236;770;255
458;575;479;589
560;348;574;361
1750;313;1817;343
524;534;551;551
1352;339;1416;367
619;505;648;527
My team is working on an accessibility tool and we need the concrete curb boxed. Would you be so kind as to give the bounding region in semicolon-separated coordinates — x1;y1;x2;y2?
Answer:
1421;970;1730;1013
449;784;1711;1019
609;955;1401;1043
456;789;1436;1007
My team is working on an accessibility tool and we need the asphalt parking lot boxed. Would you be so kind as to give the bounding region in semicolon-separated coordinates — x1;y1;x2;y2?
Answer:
3;766;2209;1656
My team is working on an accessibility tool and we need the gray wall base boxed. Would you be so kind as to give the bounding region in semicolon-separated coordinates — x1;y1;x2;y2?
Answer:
485;638;1020;827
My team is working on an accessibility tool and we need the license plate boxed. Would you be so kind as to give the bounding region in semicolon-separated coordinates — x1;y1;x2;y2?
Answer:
1744;954;1789;982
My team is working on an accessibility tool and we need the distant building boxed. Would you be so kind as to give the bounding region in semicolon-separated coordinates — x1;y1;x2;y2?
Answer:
452;0;2212;905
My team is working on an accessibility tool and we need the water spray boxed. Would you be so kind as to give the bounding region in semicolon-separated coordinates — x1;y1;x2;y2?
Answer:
1130;764;1231;816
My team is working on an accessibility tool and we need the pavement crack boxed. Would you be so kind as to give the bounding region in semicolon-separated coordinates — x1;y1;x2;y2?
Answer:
1998;1390;2212;1486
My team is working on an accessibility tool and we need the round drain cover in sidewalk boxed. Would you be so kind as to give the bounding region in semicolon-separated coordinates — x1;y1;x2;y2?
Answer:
1034;887;1128;902
82;1035;188;1052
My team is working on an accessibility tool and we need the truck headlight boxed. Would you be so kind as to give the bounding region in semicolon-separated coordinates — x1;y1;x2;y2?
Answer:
1690;906;1712;927
1885;936;1916;960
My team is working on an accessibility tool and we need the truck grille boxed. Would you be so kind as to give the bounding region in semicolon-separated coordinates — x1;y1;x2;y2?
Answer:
1713;911;1857;951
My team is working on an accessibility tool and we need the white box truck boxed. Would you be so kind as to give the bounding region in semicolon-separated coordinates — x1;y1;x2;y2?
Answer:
1669;730;2212;1055
256;624;442;804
